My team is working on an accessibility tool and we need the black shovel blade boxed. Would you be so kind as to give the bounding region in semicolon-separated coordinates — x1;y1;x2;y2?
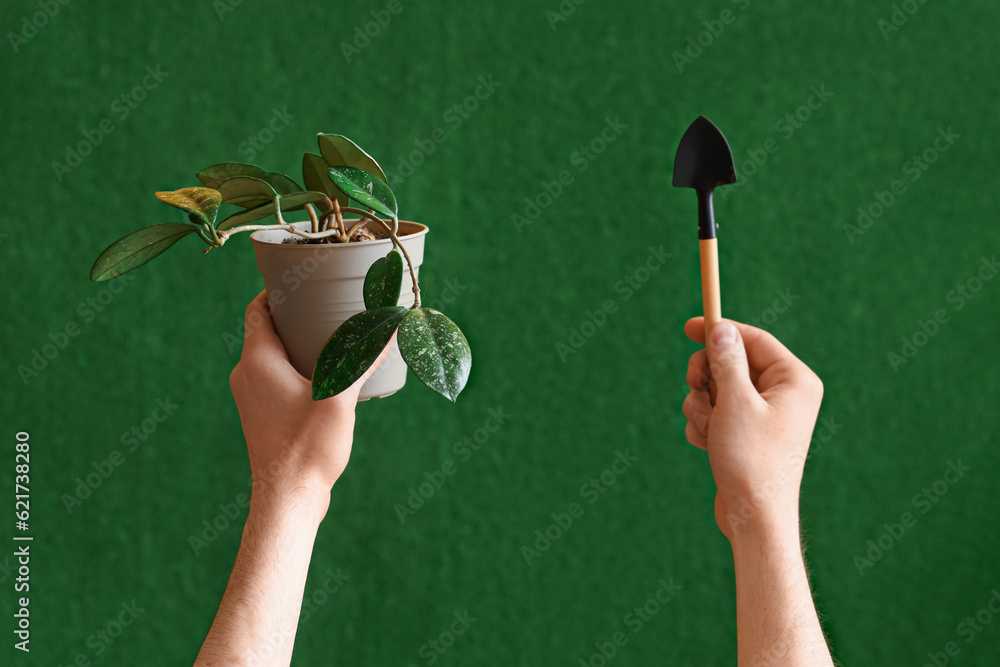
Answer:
672;116;737;191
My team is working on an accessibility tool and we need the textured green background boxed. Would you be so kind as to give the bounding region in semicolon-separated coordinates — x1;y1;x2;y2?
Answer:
1;0;998;665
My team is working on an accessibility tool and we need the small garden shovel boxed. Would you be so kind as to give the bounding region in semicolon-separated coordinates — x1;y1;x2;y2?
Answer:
673;116;738;403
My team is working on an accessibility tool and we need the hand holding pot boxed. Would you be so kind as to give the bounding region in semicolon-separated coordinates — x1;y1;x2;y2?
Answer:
229;290;392;511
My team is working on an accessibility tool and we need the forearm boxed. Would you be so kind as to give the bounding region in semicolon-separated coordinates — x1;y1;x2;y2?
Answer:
730;514;834;667
195;487;329;666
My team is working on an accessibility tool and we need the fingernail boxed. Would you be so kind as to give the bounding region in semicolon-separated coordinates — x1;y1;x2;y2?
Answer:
693;412;708;433
712;322;737;348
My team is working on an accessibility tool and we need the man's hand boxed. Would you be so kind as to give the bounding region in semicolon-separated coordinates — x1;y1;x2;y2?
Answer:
229;290;392;514
682;317;824;540
196;290;391;667
682;317;834;666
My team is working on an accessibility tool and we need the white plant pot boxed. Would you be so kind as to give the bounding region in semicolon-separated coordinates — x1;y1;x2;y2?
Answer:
250;220;428;400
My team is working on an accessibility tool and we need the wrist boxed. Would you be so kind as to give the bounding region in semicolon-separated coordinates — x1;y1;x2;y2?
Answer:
716;483;799;537
725;504;802;555
249;478;332;526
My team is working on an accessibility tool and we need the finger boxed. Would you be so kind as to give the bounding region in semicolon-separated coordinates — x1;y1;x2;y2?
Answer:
737;324;800;380
682;388;712;424
353;332;397;388
336;332;400;404
686;349;710;390
684;316;706;345
690;317;790;372
685;421;707;450
682;390;712;447
241;290;291;364
706;320;757;401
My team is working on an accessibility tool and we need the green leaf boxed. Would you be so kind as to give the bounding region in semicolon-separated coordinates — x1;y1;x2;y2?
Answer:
90;223;196;282
215;176;277;208
327;166;397;219
317;134;387;183
363;251;404;309
155;187;221;228
302;152;347;207
312;306;408;400
215;191;327;230
398;308;472;402
196;163;302;196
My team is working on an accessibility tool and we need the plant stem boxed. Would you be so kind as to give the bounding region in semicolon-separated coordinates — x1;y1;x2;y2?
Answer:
395;227;421;308
333;200;347;238
318;198;335;234
273;197;287;227
344;219;369;241
218;223;343;244
319;207;422;307
305;204;319;234
195;225;216;246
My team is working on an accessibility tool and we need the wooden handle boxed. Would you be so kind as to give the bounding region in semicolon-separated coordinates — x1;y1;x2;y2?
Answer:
699;238;721;404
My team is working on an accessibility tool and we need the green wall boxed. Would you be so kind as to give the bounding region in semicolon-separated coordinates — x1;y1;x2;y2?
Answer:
2;0;999;664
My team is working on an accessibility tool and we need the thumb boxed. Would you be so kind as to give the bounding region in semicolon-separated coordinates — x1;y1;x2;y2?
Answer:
708;321;755;399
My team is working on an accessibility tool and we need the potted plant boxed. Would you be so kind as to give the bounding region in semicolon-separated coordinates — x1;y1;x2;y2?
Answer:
90;134;471;402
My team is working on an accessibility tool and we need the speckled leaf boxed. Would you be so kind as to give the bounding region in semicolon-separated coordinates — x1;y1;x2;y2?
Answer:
154;187;221;227
90;223;195;282
215;191;327;230
312;306;408;400
398;308;471;402
363;251;404;309
327;166;397;220
215;176;277;208
196;163;302;197
317;134;387;183
302;152;347;207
